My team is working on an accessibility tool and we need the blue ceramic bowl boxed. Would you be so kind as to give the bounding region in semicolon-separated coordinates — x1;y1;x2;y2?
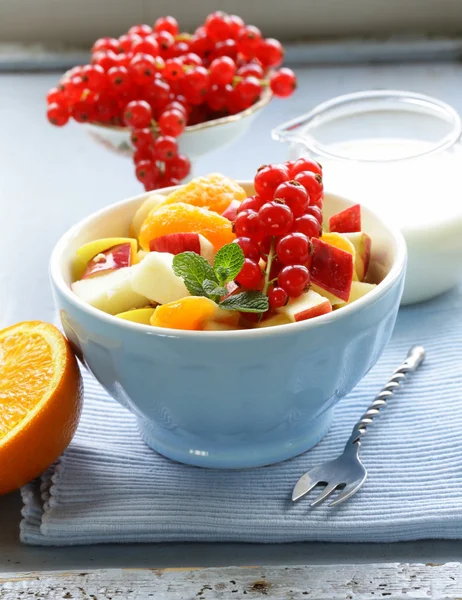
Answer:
50;184;406;468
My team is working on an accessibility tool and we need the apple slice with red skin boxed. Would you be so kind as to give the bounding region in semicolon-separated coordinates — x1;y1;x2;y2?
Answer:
277;289;332;322
329;204;361;233
344;232;371;281
221;199;241;222
310;237;354;302
149;232;215;263
82;243;132;279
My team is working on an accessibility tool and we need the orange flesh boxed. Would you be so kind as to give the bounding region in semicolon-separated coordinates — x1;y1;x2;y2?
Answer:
151;297;217;330
0;331;54;438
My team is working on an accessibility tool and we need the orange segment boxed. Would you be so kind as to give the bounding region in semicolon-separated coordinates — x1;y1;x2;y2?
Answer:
0;322;83;495
160;173;246;214
139;202;235;251
151;297;218;330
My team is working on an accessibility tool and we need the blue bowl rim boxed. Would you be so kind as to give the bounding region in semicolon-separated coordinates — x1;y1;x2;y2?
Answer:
49;184;407;340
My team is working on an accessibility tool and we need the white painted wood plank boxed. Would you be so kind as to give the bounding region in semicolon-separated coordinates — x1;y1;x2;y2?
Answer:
0;563;461;599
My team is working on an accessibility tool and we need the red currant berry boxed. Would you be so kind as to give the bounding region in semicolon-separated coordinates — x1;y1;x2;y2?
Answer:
124;100;152;128
232;237;261;261
71;102;94;123
81;64;107;92
293;171;324;204
205;11;232;42
163;58;185;81
182;52;203;67
256;38;284;68
237;195;264;213
292;214;322;238
258;200;294;236
235;259;262;289
270;68;297;97
91;50;119;71
305;205;323;224
128;24;153;38
237;63;264;79
181;66;210;104
118;34;140;53
233;210;264;242
92;37;120;54
209;56;236;85
155;30;175;53
276;233;310;265
129;53;157;85
134;147;153;163
107;66;131;92
153;16;179;36
206;84;232;111
47;102;69;126
290;157;322;177
254;164;290;201
152;135;178;160
158;108;186;137
278;265;310;298
165;154;191;180
63;75;85;104
211;39;238;61
189;32;214;59
46;87;65;106
131;128;154;149
169;40;190;58
164;101;189;117
273;180;308;217
237;25;262;59
135;159;155;183
234;76;262;107
161;176;181;188
131;35;160;57
268;286;289;309
143;77;170;109
228;14;245;39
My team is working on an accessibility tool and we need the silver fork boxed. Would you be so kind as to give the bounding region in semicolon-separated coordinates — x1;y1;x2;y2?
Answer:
292;345;425;508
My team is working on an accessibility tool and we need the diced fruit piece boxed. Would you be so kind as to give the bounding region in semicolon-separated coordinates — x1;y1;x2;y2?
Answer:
277;289;332;322
311;283;344;306
213;307;240;326
159;173;246;214
346;281;377;304
74;237;138;280
0;322;82;494
151;296;218;330
203;321;238;331
320;232;358;281
82;243;132;279
116;307;156;324
221;199;241;221
149;232;215;263
139;202;235;251
137;250;149;261
344;232;372;281
329;204;361;233
72;267;147;315
256;313;292;328
130;252;189;305
310;237;354;303
130;194;165;238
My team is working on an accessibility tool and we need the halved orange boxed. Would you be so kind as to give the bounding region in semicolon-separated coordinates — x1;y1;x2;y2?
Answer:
139;202;235;251
0;322;83;495
160;173;246;214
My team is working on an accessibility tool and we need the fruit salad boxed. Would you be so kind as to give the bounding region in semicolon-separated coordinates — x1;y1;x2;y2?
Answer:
71;164;376;331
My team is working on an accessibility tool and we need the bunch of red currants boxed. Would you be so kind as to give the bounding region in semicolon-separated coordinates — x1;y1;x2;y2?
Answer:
46;12;297;191
233;158;324;306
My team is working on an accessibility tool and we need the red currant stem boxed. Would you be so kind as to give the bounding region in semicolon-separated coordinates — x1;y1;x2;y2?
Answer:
231;76;270;87
262;237;276;296
175;33;193;41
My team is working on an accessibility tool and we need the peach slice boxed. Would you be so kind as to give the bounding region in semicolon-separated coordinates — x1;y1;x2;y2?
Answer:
151;296;218;330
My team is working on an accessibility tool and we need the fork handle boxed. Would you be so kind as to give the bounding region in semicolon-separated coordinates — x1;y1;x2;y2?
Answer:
345;346;425;448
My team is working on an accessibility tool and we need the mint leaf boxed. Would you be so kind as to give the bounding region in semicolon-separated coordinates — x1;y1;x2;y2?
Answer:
214;244;244;284
203;279;227;297
219;291;269;313
172;252;217;297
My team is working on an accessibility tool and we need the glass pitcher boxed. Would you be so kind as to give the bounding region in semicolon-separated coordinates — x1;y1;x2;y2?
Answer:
272;90;462;305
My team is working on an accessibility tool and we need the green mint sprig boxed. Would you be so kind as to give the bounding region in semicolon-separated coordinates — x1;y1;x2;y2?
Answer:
172;243;269;313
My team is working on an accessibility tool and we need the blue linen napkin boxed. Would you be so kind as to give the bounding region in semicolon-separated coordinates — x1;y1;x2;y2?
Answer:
21;285;462;545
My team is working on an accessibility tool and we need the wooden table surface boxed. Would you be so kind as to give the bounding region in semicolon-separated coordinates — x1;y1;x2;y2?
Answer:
1;57;462;598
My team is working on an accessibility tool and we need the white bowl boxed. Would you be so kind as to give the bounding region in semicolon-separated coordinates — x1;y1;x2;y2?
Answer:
84;87;272;167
